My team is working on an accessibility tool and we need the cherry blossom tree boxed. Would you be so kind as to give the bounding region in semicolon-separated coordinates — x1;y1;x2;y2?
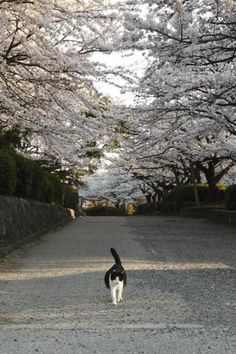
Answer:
108;0;236;200
2;0;236;202
0;0;121;171
80;150;143;205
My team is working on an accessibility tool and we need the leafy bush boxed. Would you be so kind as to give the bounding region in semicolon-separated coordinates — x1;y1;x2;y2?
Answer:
225;185;236;210
29;162;47;201
159;200;181;213
134;203;157;215
63;186;78;210
214;184;226;202
52;176;64;205
0;150;17;195
162;185;209;208
157;184;210;213
11;153;33;198
41;174;63;205
0;148;78;210
85;206;125;216
42;176;55;203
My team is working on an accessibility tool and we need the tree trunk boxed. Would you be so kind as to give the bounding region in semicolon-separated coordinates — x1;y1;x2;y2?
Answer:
190;163;200;207
205;162;218;201
146;194;152;204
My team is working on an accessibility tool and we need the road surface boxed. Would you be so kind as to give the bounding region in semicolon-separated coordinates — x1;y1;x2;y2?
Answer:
0;216;235;353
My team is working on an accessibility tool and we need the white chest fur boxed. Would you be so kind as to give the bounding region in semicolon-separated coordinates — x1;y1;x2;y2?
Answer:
109;275;124;305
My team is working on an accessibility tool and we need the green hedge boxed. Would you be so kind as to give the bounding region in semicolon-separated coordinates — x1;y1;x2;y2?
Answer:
0;150;17;195
41;174;64;205
134;203;158;215
134;185;209;215
12;153;33;198
63;186;78;210
135;184;226;215
159;184;227;213
164;185;208;204
158;185;209;213
159;200;181;213
30;163;47;201
225;185;236;210
85;206;126;216
0;148;78;210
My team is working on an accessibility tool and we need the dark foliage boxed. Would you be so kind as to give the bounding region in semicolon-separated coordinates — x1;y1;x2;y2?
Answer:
225;185;236;210
163;185;208;205
63;186;78;210
11;152;33;198
29;162;47;201
134;203;158;215
85;206;126;216
0;150;17;195
0;148;78;210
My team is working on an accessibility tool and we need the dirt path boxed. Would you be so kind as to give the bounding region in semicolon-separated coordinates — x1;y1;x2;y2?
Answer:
0;216;235;353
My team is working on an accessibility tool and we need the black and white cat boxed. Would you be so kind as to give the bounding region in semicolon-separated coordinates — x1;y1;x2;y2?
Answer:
104;248;127;305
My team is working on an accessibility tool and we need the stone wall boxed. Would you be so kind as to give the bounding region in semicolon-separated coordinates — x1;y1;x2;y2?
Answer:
0;196;72;257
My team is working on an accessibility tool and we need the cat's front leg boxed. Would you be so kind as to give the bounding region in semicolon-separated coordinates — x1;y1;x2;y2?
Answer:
111;288;117;305
117;286;123;303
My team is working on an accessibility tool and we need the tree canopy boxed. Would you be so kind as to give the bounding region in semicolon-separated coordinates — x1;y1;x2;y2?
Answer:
0;0;119;167
98;0;236;203
1;1;236;203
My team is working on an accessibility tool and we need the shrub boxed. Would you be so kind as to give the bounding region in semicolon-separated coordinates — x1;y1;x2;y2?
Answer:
225;185;236;210
29;162;47;201
85;206;125;216
159;200;181;213
0;148;78;209
42;176;55;203
63;186;78;210
162;185;209;207
52;176;64;205
134;203;157;215
12;153;33;198
42;174;64;205
214;184;226;202
0;150;17;195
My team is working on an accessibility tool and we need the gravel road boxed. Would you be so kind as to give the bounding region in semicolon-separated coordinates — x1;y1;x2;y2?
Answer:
0;216;235;354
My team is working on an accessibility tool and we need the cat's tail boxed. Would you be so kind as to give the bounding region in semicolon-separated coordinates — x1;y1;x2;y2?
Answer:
110;248;122;265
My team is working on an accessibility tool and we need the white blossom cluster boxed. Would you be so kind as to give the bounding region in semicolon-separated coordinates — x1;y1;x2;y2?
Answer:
106;0;236;201
0;0;120;170
1;0;236;203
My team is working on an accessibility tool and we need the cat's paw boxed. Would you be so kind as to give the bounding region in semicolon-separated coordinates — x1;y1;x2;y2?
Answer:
112;301;117;305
